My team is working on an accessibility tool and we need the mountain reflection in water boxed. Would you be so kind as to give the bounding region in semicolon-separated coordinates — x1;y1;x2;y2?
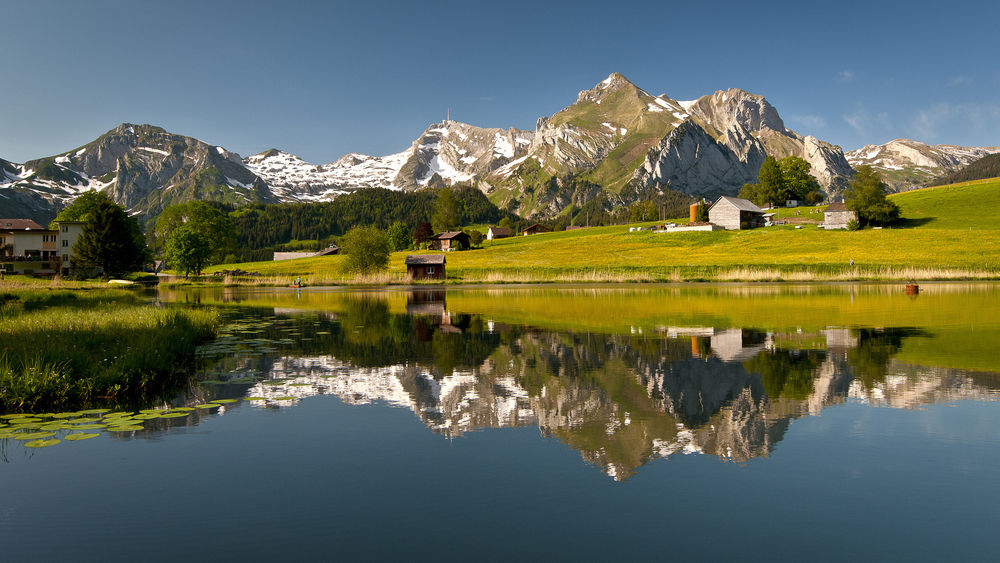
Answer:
190;287;1000;481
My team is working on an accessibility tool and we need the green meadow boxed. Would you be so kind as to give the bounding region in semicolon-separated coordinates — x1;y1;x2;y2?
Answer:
0;289;217;411
205;178;1000;284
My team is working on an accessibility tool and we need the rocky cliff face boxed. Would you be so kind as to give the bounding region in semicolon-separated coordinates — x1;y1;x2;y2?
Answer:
845;138;1000;192
630;121;760;198
631;88;854;199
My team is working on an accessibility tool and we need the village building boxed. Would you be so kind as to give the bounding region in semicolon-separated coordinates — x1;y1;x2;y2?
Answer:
431;231;470;251
405;254;446;280
708;196;768;230
565;225;588;231
823;202;857;229
522;223;551;236
486;226;511;240
1;218;86;276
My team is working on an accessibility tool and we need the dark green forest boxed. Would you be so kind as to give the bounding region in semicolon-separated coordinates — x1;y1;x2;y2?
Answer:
223;186;517;261
931;152;1000;186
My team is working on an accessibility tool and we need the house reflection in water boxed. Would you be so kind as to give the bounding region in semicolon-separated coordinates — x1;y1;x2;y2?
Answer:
405;290;470;338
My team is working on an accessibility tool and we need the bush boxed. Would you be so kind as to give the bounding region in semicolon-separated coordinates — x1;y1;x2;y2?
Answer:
846;219;860;231
341;226;390;274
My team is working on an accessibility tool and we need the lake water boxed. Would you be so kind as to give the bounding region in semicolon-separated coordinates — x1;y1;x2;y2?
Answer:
2;283;1000;561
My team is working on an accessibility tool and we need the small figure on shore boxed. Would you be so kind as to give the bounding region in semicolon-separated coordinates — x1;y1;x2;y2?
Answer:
296;276;301;286
850;258;854;266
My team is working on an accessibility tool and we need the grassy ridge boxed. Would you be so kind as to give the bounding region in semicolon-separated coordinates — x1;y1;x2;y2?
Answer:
206;178;1000;283
0;290;218;412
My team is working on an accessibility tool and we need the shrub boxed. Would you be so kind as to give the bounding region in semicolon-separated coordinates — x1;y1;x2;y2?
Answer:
341;226;390;274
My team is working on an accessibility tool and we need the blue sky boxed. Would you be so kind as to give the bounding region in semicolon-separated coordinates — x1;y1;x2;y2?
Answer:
2;0;998;163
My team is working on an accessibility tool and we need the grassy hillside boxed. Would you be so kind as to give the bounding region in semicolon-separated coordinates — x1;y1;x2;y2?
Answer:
206;178;1000;283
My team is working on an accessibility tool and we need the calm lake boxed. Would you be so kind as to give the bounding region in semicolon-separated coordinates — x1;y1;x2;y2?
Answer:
2;283;1000;561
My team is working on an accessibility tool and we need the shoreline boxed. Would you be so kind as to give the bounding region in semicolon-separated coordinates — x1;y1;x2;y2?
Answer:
162;265;1000;288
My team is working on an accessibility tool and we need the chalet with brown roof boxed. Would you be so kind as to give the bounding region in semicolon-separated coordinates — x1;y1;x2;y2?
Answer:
486;226;511;240
708;196;767;230
405;254;446;280
431;231;470;251
823;202;857;229
522;223;551;236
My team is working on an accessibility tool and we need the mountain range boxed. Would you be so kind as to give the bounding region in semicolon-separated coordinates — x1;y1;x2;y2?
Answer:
2;73;997;224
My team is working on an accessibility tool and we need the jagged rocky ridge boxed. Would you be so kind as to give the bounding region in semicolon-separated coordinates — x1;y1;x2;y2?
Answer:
0;124;274;223
5;73;1000;224
845;138;1000;192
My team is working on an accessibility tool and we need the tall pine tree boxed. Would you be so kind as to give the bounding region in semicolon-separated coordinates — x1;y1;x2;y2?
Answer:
72;200;148;277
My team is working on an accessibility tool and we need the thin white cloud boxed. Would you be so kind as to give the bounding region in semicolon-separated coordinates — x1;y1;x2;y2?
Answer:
947;75;973;87
907;102;1000;141
843;108;893;137
790;114;827;129
836;70;855;83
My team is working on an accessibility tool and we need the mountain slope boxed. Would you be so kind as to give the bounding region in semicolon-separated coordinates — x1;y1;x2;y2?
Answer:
930;152;1000;186
244;148;410;201
0;124;275;224
845;139;1000;191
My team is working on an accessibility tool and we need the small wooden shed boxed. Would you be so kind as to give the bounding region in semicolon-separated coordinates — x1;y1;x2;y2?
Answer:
405;255;446;280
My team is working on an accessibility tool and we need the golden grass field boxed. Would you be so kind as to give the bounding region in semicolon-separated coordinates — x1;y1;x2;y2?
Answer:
204;178;1000;284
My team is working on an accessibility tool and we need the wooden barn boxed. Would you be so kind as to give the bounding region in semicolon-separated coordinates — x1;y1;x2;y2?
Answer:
823;202;857;229
523;223;551;236
487;226;511;240
432;231;470;251
405;255;446;280
708;196;767;230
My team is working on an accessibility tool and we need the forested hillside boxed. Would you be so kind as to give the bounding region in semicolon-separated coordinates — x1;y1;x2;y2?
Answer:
931;153;1000;186
227;186;514;260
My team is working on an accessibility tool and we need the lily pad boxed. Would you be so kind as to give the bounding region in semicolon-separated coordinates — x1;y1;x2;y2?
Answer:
133;413;162;420
194;404;220;410
160;412;190;419
72;424;107;430
64;433;100;441
170;407;195;412
24;438;61;448
272;396;298;401
80;409;111;415
13;432;57;440
243;397;268;401
211;399;238;404
51;412;83;419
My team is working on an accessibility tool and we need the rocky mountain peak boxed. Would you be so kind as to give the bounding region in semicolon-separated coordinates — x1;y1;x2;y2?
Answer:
686;88;786;135
576;72;645;104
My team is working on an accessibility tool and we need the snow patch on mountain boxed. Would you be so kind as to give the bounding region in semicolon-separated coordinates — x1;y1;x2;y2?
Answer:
244;148;410;200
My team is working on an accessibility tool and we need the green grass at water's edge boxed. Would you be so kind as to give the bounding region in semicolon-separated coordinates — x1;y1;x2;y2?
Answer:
0;289;219;412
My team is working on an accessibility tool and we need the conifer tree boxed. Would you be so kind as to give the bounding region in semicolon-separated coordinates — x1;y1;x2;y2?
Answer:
72;200;148;277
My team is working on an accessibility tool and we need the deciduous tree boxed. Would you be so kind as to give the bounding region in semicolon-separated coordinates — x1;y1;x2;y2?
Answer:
846;165;899;227
165;223;214;277
341;226;390;274
386;221;411;252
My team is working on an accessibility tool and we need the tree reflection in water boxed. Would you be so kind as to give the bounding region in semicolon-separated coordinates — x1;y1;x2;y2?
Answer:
188;290;1000;481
